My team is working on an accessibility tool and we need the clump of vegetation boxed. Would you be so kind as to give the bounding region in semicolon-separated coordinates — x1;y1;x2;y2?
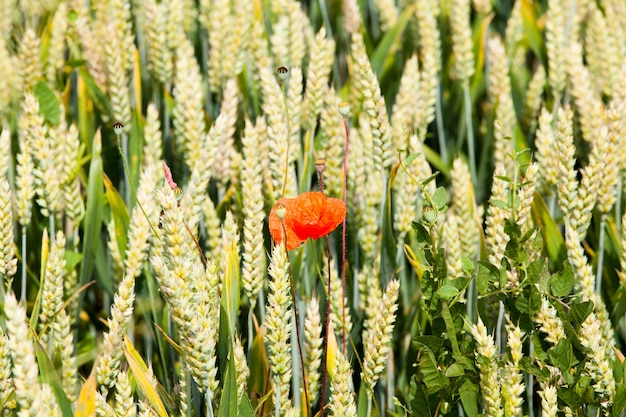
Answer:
1;0;626;416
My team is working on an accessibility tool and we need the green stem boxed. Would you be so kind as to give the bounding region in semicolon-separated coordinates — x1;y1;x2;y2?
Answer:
116;139;159;237
463;84;476;187
617;178;622;229
435;81;447;162
20;227;26;302
280;81;291;198
596;214;607;294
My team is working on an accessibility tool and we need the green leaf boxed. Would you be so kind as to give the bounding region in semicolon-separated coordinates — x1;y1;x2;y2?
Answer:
437;285;459;301
445;362;465;378
413;336;443;353
477;262;498;294
558;388;583;408
550;263;574;297
409;375;432;416
441;302;461;358
218;358;238;417
104;174;129;261
548;338;572;372
461;256;475;275
521;0;546;66
78;131;106;312
357;382;369;417
371;4;416;76
412;221;432;246
531;192;566;270
459;379;478;417
613;385;626;417
432;187;447;211
239;393;254;417
403;151;421;167
34;342;73;417
569;301;593;327
34;81;61;125
489;199;509;210
420;351;449;395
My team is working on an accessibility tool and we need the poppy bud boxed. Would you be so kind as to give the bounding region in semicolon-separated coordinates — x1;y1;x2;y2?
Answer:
315;159;326;174
275;203;287;219
277;66;289;81
338;102;350;117
113;121;124;136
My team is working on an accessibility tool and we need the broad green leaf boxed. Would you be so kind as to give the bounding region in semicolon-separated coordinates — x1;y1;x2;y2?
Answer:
357;382;369;417
569;301;593;328
549;263;574;297
104;174;129;261
441;302;461;358
413;336;443;353
239;392;254;417
531;192;566;270
437;285;458;302
409;375;432;416
548;338;572;372
122;337;168;417
34;81;61;125
432;187;447;211
459;379;478;417
420;351;449;395
34;341;73;417
558;388;583;408
445;362;465;377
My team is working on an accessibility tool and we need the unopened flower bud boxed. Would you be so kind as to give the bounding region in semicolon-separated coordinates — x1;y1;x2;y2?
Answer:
338;102;350;117
113;121;124;136
277;66;289;81
315;159;326;174
275;203;287;219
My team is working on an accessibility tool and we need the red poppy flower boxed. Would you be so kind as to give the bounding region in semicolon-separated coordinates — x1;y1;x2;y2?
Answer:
269;191;347;250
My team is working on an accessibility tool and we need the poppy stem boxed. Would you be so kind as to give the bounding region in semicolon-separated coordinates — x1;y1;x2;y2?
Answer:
279;220;310;417
280;80;291;198
317;166;331;416
340;112;349;354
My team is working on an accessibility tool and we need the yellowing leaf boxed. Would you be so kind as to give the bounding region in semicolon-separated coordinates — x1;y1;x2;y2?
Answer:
122;336;168;417
74;368;96;417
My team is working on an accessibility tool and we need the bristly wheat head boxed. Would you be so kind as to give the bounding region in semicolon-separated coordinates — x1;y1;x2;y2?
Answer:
329;350;356;416
304;297;323;407
302;27;335;132
470;318;502;417
545;0;566;100
450;159;480;259
449;0;475;84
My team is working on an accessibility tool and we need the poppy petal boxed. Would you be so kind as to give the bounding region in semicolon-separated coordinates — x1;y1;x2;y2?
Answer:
269;192;347;251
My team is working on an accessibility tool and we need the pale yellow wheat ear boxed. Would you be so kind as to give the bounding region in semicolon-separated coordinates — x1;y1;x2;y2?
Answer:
265;243;293;413
18;28;41;94
142;0;173;85
450;158;479;260
361;279;400;398
172;38;205;170
449;0;474;84
372;0;398;31
319;89;344;198
302;26;335;132
151;186;220;402
579;312;616;411
342;0;362;34
241;119;266;310
46;2;68;84
5;291;61;416
539;384;558;417
545;0;566;101
534;105;558;191
584;2;620;97
303;297;323;407
329;350;356;416
487;36;515;175
485;162;509;268
566;42;604;145
211;78;240;187
469;318;502;416
502;318;525;416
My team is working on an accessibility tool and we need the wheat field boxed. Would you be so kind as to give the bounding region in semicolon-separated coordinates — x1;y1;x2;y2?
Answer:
0;0;626;416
